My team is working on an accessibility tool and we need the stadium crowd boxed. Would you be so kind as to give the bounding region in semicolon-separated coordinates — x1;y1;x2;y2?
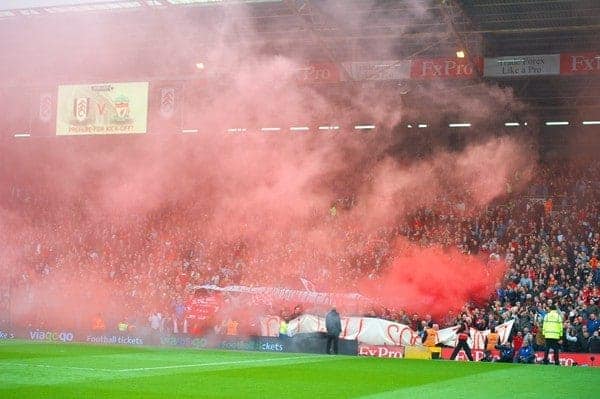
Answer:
1;161;599;354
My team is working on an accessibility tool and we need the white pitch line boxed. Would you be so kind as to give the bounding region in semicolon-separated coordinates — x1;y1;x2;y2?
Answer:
2;362;115;372
1;355;336;374
116;355;327;372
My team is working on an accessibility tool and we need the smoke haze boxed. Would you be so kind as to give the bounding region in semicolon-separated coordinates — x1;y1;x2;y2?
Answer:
0;1;538;329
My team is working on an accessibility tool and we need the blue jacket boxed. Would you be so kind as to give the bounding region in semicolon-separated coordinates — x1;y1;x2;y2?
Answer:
587;319;600;334
518;345;534;360
498;345;514;361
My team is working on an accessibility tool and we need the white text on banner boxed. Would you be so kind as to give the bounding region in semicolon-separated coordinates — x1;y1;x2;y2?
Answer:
484;54;560;77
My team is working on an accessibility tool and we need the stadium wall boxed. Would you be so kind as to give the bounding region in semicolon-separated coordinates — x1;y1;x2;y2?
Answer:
5;327;597;367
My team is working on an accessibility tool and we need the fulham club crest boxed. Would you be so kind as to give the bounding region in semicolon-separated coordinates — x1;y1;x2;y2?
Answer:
73;97;90;123
39;93;53;123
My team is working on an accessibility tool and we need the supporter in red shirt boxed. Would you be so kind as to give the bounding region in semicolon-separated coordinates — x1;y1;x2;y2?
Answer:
512;330;524;353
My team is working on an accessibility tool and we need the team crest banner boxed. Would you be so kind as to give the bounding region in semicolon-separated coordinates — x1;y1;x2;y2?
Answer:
56;82;149;135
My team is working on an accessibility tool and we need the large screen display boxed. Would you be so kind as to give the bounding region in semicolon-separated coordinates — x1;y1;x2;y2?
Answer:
56;82;149;135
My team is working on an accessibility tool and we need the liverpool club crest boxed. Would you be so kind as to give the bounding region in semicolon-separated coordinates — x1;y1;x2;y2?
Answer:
113;94;131;123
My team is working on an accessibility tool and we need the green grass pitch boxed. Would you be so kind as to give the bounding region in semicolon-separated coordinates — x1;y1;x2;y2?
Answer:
1;340;598;399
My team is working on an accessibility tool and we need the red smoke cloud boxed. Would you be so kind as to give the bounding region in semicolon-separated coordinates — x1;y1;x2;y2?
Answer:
358;239;506;319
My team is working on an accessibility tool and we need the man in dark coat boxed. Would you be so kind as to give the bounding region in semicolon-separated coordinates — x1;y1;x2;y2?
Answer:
325;307;342;355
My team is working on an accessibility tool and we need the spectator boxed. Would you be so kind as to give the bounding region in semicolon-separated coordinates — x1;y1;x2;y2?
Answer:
587;313;600;334
496;344;514;363
589;330;600;354
564;326;579;352
148;311;163;344
512;331;524;354
515;342;536;364
522;327;534;348
484;327;500;352
579;330;591;353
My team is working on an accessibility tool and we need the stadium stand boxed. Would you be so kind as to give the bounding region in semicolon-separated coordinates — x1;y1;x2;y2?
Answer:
0;0;599;360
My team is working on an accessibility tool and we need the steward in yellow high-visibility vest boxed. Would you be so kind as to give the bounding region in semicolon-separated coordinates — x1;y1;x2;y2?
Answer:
542;304;563;365
542;308;563;339
118;321;128;333
279;320;288;338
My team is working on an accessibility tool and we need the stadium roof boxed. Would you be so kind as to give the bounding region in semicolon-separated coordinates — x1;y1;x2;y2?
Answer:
1;0;598;54
0;0;280;15
0;0;598;116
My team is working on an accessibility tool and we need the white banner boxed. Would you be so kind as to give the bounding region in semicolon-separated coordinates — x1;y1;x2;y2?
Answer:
484;54;560;77
195;284;363;306
342;60;410;81
262;314;514;350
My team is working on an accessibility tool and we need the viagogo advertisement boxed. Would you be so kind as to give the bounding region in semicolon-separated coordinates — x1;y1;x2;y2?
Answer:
56;81;149;135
